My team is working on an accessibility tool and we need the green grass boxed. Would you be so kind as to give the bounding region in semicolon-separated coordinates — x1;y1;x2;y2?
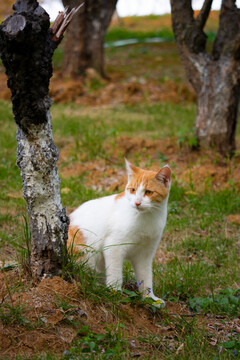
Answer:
51;102;196;140
105;26;174;42
157;184;240;303
1;20;240;356
0;101;26;256
189;288;240;318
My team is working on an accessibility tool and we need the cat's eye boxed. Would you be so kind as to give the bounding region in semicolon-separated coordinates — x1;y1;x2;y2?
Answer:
129;188;135;194
145;190;153;196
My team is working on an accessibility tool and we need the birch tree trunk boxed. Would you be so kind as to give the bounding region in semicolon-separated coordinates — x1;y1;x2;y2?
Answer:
170;0;240;156
62;0;118;78
0;0;69;278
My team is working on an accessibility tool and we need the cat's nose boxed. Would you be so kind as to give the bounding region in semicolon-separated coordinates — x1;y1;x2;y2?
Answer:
135;201;141;207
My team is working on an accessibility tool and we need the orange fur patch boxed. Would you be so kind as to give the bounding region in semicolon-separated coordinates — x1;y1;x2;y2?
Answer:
67;223;86;255
128;167;169;202
115;192;125;200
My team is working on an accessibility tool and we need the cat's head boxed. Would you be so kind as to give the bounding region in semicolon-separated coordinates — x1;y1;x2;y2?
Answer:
125;159;171;212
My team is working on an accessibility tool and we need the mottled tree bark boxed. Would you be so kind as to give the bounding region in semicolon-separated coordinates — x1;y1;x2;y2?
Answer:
0;0;69;278
62;0;117;78
170;0;240;155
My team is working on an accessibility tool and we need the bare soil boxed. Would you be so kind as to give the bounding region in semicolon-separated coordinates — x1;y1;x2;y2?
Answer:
59;135;240;194
1;272;239;359
0;70;195;106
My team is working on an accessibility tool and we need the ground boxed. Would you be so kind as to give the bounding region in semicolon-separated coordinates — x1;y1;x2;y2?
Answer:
1;274;240;359
0;12;240;360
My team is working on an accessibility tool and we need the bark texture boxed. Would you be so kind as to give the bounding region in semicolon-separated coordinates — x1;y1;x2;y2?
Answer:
62;0;117;78
0;0;69;278
170;0;240;155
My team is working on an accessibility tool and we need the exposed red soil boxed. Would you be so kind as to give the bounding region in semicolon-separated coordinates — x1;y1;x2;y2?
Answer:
50;71;195;106
0;273;185;358
1;272;239;359
59;135;240;194
0;71;195;106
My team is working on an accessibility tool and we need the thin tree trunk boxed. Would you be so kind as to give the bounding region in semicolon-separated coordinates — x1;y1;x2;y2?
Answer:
62;0;117;78
0;0;69;278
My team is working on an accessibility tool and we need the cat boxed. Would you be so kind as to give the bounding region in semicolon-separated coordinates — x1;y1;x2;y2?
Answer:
68;159;171;306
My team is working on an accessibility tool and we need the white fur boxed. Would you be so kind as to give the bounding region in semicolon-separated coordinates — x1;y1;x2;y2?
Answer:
70;166;170;304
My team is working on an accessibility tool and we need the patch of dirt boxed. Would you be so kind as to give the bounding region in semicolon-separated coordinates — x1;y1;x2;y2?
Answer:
0;246;16;263
180;162;240;191
50;73;85;103
227;214;240;225
1;272;239;359
0;68;195;106
59;135;240;193
197;316;240;348
0;0;15;21
0;275;80;358
51;73;195;106
0;273;187;358
0;73;11;100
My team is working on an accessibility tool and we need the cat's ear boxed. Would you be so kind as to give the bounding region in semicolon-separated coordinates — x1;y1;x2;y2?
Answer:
155;165;171;187
125;158;140;179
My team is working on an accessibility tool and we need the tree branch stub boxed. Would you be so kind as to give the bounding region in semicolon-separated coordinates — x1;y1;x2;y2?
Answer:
51;3;84;43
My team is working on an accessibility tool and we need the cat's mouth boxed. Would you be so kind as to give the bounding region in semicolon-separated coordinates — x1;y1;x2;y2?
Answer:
134;205;146;212
131;204;142;211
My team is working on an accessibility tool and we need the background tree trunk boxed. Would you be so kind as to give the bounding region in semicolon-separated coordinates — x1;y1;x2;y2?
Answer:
62;0;117;78
0;0;69;278
170;0;240;156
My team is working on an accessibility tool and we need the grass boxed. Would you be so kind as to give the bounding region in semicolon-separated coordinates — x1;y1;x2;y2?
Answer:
105;26;174;43
1;95;239;358
51;102;196;140
1;12;240;360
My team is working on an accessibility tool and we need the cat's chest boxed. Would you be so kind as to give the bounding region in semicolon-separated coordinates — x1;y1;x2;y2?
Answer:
110;207;161;240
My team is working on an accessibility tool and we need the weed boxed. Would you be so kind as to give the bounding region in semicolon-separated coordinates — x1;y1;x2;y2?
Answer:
189;288;240;318
85;77;105;92
65;322;129;359
0;269;30;327
157;150;168;162
0;302;27;326
221;335;240;357
9;214;31;275
177;126;198;149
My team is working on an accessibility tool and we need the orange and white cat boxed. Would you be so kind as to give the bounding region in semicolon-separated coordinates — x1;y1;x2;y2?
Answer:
68;159;171;306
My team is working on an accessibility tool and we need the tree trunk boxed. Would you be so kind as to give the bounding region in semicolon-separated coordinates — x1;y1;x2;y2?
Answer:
170;0;240;156
62;0;117;78
0;0;69;278
195;57;239;155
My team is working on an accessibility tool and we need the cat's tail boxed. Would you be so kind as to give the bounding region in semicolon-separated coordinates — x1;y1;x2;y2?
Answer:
67;221;86;256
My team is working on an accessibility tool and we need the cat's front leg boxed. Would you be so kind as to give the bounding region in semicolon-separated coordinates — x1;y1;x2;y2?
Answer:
132;255;165;307
103;246;123;291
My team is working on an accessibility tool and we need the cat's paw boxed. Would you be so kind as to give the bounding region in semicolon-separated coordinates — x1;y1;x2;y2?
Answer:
145;295;166;309
152;298;165;309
